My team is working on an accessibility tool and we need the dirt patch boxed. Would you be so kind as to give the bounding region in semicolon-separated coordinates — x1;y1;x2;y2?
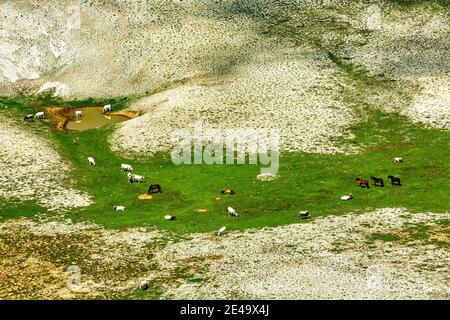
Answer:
45;106;77;130
109;110;138;119
111;44;359;156
349;3;450;130
138;194;152;200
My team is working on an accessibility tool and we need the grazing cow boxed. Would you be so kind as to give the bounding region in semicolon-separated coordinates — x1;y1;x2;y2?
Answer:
221;189;235;195
120;164;133;172
355;178;370;188
23;114;34;121
164;215;176;220
148;184;162;194
298;210;311;219
370;176;384;187
34;111;45;119
218;226;226;236
114;205;125;211
88;156;96;166
393;157;403;163
103;104;112;113
75;110;83;117
138;280;149;291
227;207;238;217
388;175;401;186
128;173;144;183
341;193;353;201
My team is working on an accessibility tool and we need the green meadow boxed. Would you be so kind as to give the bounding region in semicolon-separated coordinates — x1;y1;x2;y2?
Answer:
1;96;448;233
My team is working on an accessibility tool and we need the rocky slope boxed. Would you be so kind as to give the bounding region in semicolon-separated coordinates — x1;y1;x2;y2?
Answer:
1;208;448;299
1;1;448;156
0;115;91;211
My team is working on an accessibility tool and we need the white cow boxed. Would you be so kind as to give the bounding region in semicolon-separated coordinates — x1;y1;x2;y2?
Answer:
138;280;149;291
121;164;133;172
114;205;125;211
340;193;353;201
75;110;83;117
88;156;96;166
393;157;403;163
227;207;238;217
34;111;45;119
218;226;226;236
103;104;112;113
164;215;176;220
128;172;144;183
298;210;311;219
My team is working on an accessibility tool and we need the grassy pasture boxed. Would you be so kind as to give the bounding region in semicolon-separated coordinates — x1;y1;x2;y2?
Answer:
1;97;447;233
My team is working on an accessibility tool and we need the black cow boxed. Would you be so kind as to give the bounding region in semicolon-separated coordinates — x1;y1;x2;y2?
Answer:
23;114;34;121
148;184;162;194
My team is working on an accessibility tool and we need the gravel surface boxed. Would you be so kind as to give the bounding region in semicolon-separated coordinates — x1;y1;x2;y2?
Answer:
0;115;91;211
350;3;450;130
0;208;448;299
0;0;262;98
111;43;357;155
1;1;448;156
0;217;163;299
154;208;450;299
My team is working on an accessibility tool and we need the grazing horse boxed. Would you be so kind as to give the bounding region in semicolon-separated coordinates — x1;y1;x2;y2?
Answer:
370;176;384;187
148;184;162;194
355;178;370;188
388;175;401;186
221;189;235;195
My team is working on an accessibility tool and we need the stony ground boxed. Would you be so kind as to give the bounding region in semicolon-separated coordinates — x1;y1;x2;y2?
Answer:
0;217;163;299
1;1;448;156
0;208;448;299
111;44;357;155
0;115;91;211
349;2;450;130
155;208;449;300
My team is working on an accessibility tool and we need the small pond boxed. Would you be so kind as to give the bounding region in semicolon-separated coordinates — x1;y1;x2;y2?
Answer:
65;107;129;131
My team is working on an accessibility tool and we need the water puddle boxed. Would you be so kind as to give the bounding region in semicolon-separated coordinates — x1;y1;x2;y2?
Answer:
46;106;136;131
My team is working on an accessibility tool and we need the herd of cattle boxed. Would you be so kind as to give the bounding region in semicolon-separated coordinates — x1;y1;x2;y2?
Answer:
85;153;404;235
87;154;238;235
21;106;405;236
